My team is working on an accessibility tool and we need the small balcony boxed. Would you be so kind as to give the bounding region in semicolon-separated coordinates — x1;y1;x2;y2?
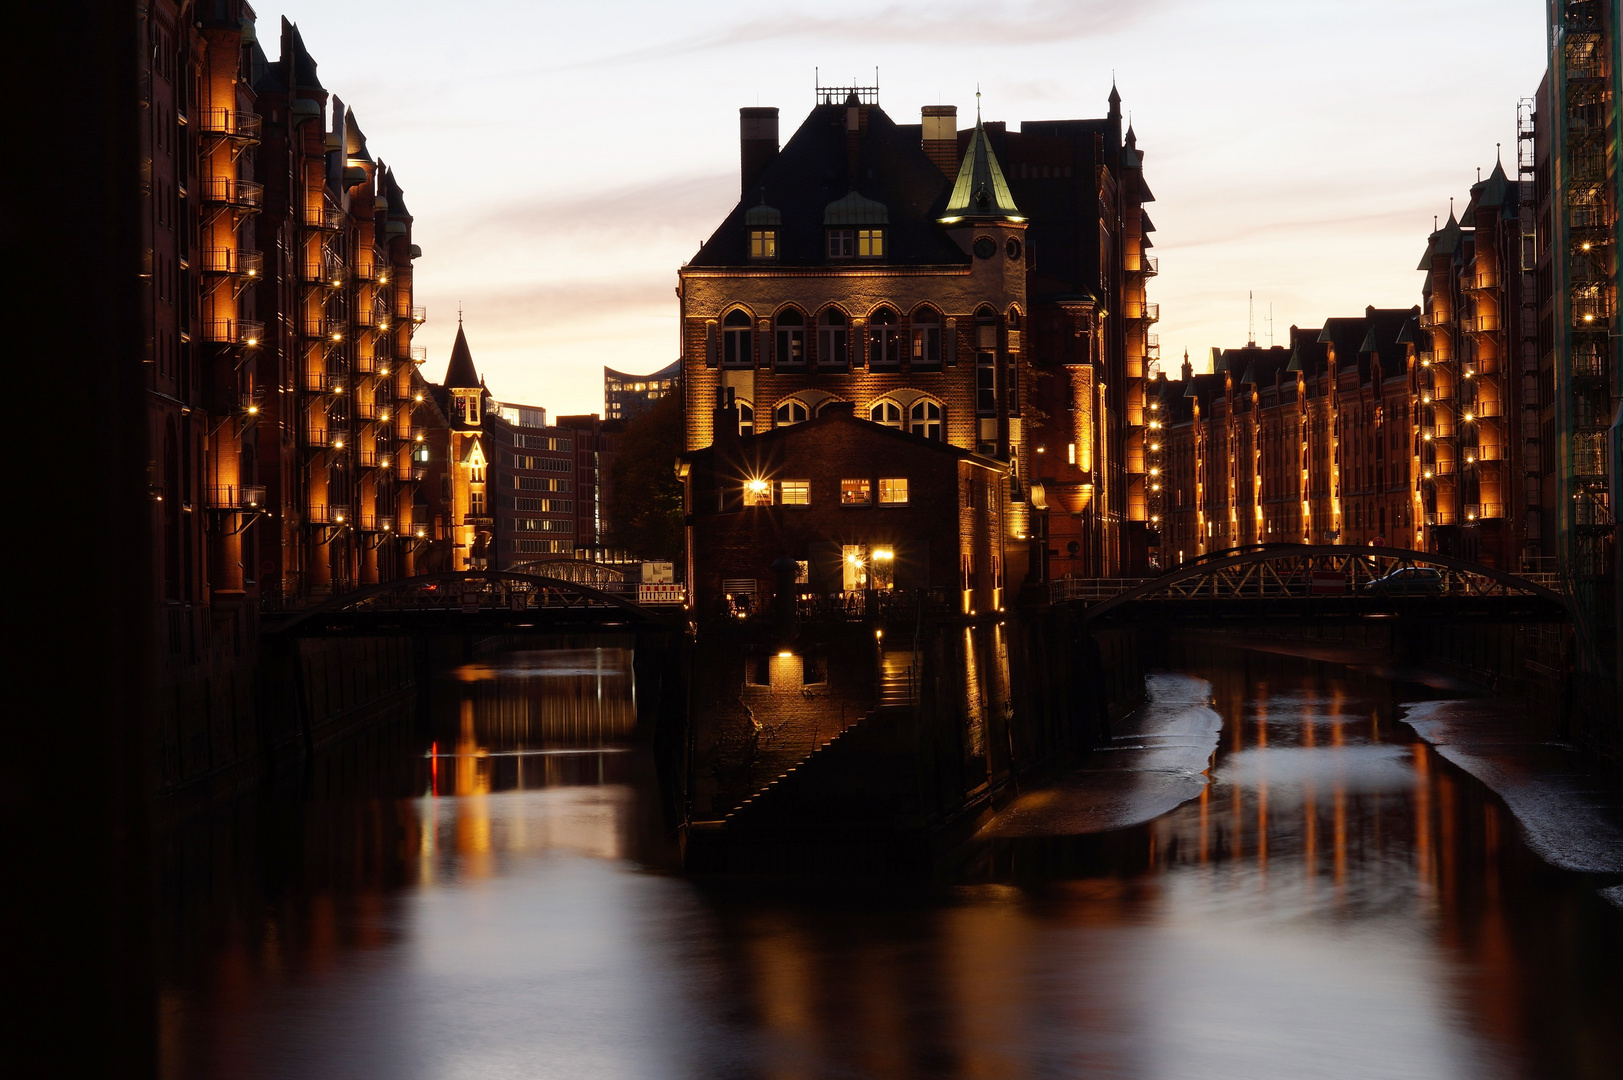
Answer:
359;514;395;533
302;261;345;289
302;204;345;232
305;426;331;449
1145;333;1160;360
1572;295;1612;326
356;448;381;468
201;248;262;277
395;458;425;482
205;484;266;510
409;306;427;325
301;316;345;343
1419;310;1447;329
1125;301;1159;322
198;108;261;141
405;345;428;364
202;319;264;346
1465;271;1500;291
198;176;263;209
307;503;349;526
355;395;380;421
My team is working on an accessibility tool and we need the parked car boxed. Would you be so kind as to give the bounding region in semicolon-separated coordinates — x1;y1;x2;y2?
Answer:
1361;566;1445;596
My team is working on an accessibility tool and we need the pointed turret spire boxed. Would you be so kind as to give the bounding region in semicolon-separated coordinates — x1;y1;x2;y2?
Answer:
940;103;1022;222
1108;80;1122;122
444;322;480;389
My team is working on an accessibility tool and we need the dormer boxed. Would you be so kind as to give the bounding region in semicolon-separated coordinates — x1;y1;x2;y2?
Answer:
745;202;781;260
824;191;888;259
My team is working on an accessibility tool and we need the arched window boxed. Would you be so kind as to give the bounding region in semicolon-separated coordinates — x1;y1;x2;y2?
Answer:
738;401;755;437
869;307;901;370
775;308;805;368
774;399;808;426
722;309;753;368
817;308;848;370
814;398;847;417
911;306;942;368
870;400;904;429
910;399;944;441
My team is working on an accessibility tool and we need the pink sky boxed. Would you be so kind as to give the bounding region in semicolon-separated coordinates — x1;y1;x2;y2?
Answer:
251;0;1548;415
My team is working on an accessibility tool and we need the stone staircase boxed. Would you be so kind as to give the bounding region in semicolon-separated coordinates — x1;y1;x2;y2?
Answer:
878;649;917;708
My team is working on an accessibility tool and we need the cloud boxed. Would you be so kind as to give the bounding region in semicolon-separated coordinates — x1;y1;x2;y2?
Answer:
530;0;1182;74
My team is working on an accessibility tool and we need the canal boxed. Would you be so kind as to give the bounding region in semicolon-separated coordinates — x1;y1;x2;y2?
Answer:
158;642;1623;1079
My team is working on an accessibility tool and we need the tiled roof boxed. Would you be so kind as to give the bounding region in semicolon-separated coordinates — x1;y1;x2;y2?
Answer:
941;114;1021;221
443;324;480;389
689;104;964;268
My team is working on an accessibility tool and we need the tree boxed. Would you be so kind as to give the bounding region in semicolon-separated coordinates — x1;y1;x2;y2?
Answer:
607;389;684;562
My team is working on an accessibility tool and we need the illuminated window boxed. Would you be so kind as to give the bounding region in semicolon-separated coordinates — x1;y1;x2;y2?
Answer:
738;402;754;437
842;478;871;505
775;309;805;367
744;478;771;505
777;480;810;505
857;228;884;258
471;465;485;483
870;400;904;429
976;352;996;414
878;477;909;505
470;490;485;515
749;230;777;259
827;228;855;258
909;399;943;441
774;399;808;426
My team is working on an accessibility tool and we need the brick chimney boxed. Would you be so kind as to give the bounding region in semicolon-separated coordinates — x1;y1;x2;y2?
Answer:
739;107;779;197
922;105;957;177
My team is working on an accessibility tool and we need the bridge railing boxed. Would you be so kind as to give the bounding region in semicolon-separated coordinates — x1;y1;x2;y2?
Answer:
1053;547;1564;610
1050;578;1149;603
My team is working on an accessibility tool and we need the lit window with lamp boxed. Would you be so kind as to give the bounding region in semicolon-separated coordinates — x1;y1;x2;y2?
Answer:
745;203;780;260
878;477;909;505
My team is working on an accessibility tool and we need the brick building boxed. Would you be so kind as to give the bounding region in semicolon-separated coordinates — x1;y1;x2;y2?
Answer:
139;4;446;767
677;83;1156;597
681;402;1009;613
1155;310;1421;563
1416;161;1532;567
427;321;621;570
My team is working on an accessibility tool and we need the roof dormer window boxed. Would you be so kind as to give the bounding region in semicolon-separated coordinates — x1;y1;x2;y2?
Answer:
823;192;888;262
745;203;781;261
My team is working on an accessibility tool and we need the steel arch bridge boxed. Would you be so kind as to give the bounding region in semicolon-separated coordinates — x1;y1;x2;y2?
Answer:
1051;544;1570;626
506;558;638;587
264;570;674;638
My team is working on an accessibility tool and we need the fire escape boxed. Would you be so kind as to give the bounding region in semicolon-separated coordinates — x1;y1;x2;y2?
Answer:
1518;97;1544;569
1556;1;1617;589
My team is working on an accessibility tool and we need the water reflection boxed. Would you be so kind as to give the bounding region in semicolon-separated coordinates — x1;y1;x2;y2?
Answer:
159;645;1623;1080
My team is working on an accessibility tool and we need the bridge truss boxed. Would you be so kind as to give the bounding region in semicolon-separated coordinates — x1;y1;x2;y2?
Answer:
1052;544;1570;625
265;570;673;637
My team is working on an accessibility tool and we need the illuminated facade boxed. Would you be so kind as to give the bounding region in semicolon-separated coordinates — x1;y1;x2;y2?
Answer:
1156;312;1421;563
140;5;444;754
678;83;1154;600
605;361;679;422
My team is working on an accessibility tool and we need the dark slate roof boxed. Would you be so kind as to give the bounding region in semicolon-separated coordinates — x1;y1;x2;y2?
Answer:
1317;307;1420;382
1286;325;1329;376
383;167;411;219
1470;158;1515;219
443;324;480;389
1213;345;1291;386
690;104;965;268
285;19;322;91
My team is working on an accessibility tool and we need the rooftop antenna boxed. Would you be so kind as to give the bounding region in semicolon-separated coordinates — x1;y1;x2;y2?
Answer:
1248;291;1256;348
1267;303;1274;348
458;302;463;327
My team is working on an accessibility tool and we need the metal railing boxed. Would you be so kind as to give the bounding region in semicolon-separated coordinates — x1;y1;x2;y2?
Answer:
1050;577;1150;603
197;108;261;140
305;427;330;449
359;514;395;532
198;176;263;209
307;503;349;525
302;204;345;231
302;261;345;288
200;248;262;276
201;319;264;346
205;484;266;509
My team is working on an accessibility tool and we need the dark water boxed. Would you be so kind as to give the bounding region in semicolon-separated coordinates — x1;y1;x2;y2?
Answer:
159;645;1623;1080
